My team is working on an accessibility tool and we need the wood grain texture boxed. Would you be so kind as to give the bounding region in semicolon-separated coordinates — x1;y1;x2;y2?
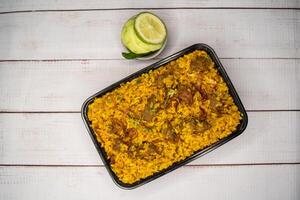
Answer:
0;112;299;165
0;1;299;198
0;0;299;12
0;9;298;60
0;165;299;199
0;59;299;112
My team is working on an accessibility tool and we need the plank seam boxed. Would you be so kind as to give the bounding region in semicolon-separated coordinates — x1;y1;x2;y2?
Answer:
0;7;299;15
0;110;299;114
0;163;299;168
0;58;299;63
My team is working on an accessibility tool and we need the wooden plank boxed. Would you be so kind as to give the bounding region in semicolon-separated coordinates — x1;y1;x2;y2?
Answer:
0;59;298;112
0;165;299;199
0;0;299;12
0;112;299;165
0;10;298;60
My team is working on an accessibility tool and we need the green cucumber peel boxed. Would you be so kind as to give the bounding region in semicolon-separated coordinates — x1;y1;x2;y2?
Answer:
121;50;158;60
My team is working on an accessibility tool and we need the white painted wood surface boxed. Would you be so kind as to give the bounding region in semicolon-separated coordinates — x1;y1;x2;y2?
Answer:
0;112;299;165
0;9;298;60
0;59;299;112
0;165;299;200
0;0;299;12
0;0;299;199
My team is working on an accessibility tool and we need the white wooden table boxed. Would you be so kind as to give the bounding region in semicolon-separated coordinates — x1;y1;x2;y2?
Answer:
0;1;299;199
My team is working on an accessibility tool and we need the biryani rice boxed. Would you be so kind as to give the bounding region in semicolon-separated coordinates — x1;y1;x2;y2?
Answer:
87;50;241;184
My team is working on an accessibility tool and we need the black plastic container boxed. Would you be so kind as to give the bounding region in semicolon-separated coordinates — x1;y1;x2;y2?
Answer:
81;43;248;189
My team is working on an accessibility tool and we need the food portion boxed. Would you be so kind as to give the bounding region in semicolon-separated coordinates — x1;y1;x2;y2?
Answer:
88;50;241;184
134;12;167;45
121;12;167;59
121;18;162;54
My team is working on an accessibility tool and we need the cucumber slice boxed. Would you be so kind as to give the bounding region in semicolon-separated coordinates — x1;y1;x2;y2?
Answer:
121;18;162;54
134;12;167;45
121;18;145;54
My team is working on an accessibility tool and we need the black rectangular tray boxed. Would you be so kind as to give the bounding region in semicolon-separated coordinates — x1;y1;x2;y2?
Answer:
81;43;248;189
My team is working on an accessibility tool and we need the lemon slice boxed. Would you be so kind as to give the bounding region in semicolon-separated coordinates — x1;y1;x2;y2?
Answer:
134;12;167;45
121;18;163;54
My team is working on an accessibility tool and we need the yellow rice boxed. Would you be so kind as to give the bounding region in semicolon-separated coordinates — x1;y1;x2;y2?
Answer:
87;50;241;184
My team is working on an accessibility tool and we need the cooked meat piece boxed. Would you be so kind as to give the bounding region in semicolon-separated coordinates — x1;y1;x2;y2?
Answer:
122;129;137;146
133;142;158;161
114;118;126;129
142;107;154;122
167;132;179;142
216;106;224;115
125;128;138;139
148;143;160;154
162;122;180;142
200;89;208;100
111;118;126;134
195;84;208;100
177;85;193;105
209;95;225;115
197;73;204;82
142;95;156;122
190;55;212;72
209;94;223;114
198;108;207;121
209;95;217;108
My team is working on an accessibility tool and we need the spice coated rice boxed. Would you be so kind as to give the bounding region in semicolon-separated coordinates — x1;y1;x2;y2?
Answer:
87;50;241;184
